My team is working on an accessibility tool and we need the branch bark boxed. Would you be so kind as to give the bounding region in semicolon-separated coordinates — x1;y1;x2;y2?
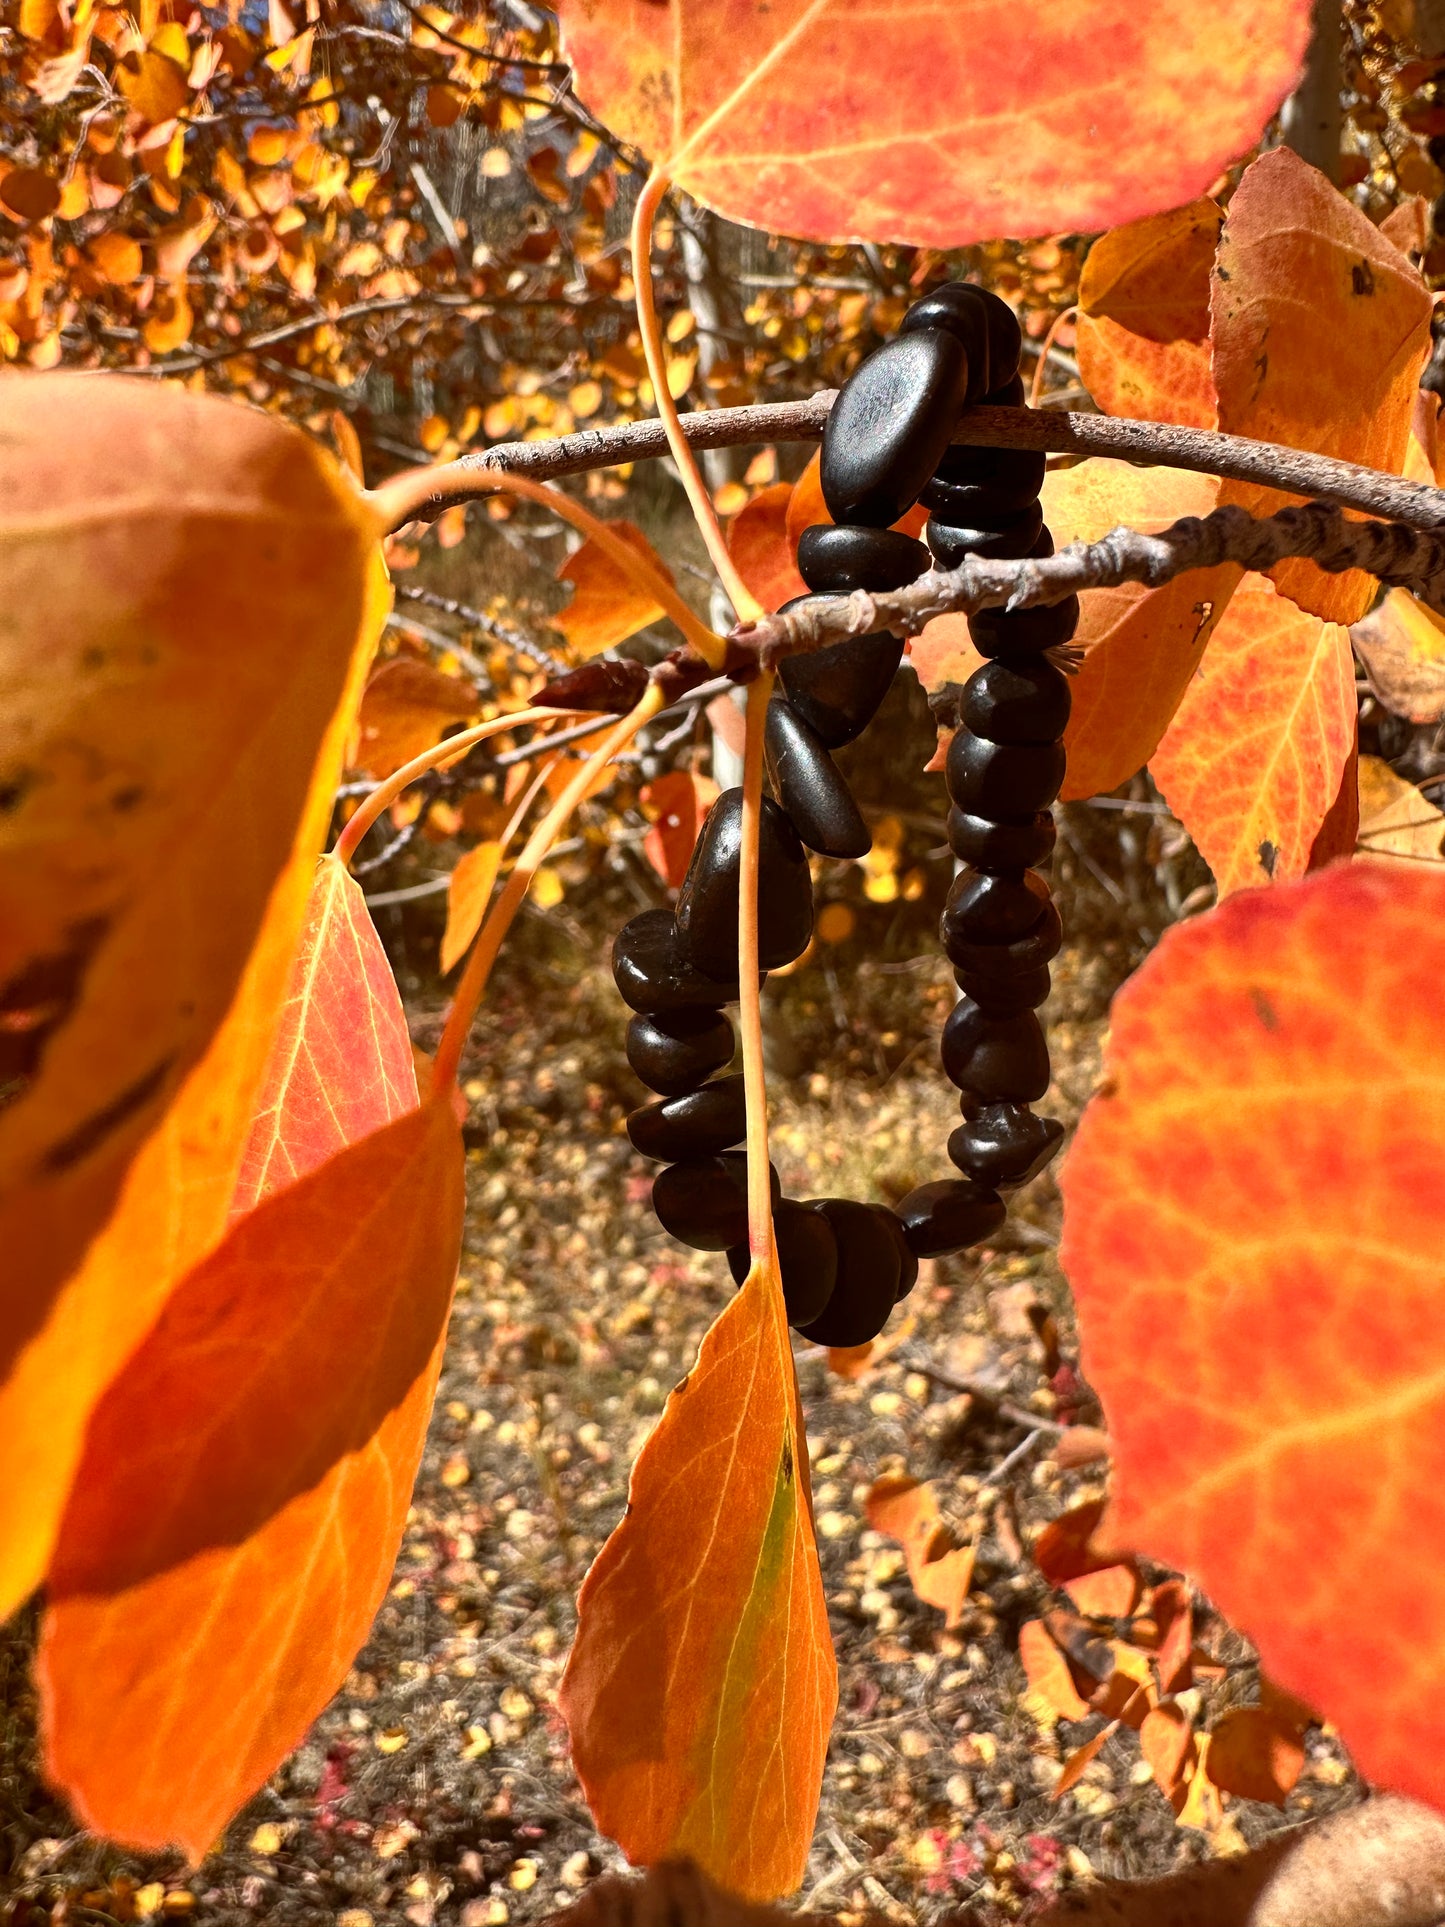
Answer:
425;393;1445;533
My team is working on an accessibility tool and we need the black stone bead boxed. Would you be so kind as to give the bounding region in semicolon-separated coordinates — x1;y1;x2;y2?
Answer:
902;284;1021;391
764;699;871;859
725;1198;837;1329
628;1073;747;1159
949;1104;1065;1190
946;901;1063;979
939;999;1051;1103
895;1178;1007;1258
612;909;744;1014
984;373;1027;408
797;523;930;594
882;1208;920;1301
928;508;1051;568
961;657;1072;745
947;805;1057;873
969;597;1080;658
651;1151;780;1251
942;868;1052;945
955;963;1052;1012
946;732;1066;818
676;789;813;978
794;1200;901;1347
934;443;1047;498
820;330;970;527
776;598;903;749
626;1009;734;1097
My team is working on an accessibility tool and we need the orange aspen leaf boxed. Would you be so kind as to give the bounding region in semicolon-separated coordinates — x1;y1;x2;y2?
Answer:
1059;863;1445;1811
441;839;504;975
640;770;707;892
558;1255;835;1901
1151;574;1357;897
1062;1565;1139;1621
1019;1618;1093;1722
1206;1702;1307;1806
353;657;479;779
1211;147;1433;625
230;854;417;1218
726;482;807;612
1053;1722;1117;1797
37;1094;464;1857
1033;1499;1114;1585
0;374;385;1618
1140;1702;1196;1806
556;0;1312;247
864;1473;975;1627
1075;200;1221;428
1040;461;1242;800
1356;754;1445;866
784;450;926;556
1307;735;1361;873
1174;1733;1227;1834
555;518;676;657
1351;590;1445;726
908;614;984;701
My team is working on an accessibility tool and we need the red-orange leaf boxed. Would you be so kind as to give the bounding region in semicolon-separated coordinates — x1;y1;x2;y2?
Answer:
726;482;806;613
864;1473;975;1627
1211;148;1432;624
640;770;708;892
1076;201;1221;428
231;854;417;1218
555;519;674;657
441;839;504;976
556;1;1312;246
558;1257;835;1900
1151;574;1356;897
353;657;478;779
38;1094;464;1857
1040;461;1242;800
1206;1702;1306;1806
1019;1618;1092;1722
1058;864;1445;1811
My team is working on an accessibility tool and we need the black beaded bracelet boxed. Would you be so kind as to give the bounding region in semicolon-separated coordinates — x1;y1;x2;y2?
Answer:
611;282;1074;1346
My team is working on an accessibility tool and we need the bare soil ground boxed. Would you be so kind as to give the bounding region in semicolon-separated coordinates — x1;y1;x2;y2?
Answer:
0;679;1361;1927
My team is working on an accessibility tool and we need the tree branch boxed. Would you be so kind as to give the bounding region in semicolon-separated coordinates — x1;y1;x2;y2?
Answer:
428;394;1445;533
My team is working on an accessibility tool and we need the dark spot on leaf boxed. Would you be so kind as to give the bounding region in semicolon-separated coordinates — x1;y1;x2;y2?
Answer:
42;1055;176;1172
111;785;145;813
781;1436;794;1485
1352;261;1375;296
1250;988;1279;1032
81;645;106;671
1216;263;1231;282
0;769;35;814
1258;839;1279;877
0;916;109;1111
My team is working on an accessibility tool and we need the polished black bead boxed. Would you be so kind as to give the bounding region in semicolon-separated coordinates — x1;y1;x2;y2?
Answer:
628;1074;746;1159
794;1200;901;1347
726;1198;837;1328
626;1009;734;1097
961;657;1072;745
940;999;1050;1102
969;597;1080;658
797;523;930;593
895;1178;1006;1258
946;900;1063;979
883;1208;920;1301
955;963;1052;1011
612;909;743;1014
902;284;1021;391
946;732;1066;818
776;597;903;748
676;789;813;978
820;330;970;527
934;442;1047;497
984;373;1027;408
943;868;1051;945
949;1104;1065;1189
765;699;871;859
947;805;1056;873
651;1151;779;1251
928;508;1050;568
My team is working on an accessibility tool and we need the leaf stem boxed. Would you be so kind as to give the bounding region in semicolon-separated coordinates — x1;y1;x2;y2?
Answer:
630;167;764;624
367;464;726;667
334;706;568;869
431;685;666;1095
738;673;776;1261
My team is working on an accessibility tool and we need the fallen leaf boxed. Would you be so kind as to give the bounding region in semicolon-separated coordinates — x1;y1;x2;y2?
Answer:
1049;1425;1113;1471
230;854;418;1217
441;840;504;976
556;0;1313;246
1211;148;1432;624
555;519;674;657
38;1095;464;1856
1053;1723;1116;1797
1076;201;1221;427
353;658;478;779
1019;1618;1092;1721
0;166;61;222
1206;1703;1306;1806
558;1251;836;1901
864;1474;975;1627
1059;862;1445;1811
726;483;806;612
1062;1565;1139;1620
1151;574;1356;896
1033;1499;1114;1585
1141;1702;1196;1805
0;374;385;1617
1040;461;1242;799
1351;590;1445;725
1174;1734;1227;1834
1356;754;1445;865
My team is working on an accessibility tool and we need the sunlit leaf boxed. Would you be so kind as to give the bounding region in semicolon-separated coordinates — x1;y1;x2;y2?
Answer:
0;374;385;1618
38;1094;464;1856
353;657;478;779
1206;1699;1307;1806
1351;590;1445;726
555;519;675;658
1058;863;1445;1812
863;1473;974;1627
640;770;709;891
1075;200;1220;427
726;483;807;613
1211;148;1432;624
556;0;1312;246
558;1254;836;1900
441;839;504;975
1151;574;1356;896
1356;754;1445;866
